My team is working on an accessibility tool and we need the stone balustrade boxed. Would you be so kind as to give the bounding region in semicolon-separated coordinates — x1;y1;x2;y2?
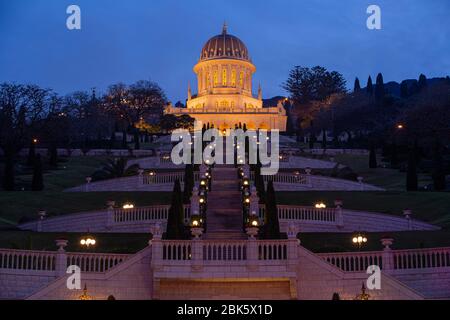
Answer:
318;247;450;272
156;239;291;263
0;248;130;274
259;205;337;223
142;171;200;184
0;249;57;271
113;205;191;224
66;252;130;273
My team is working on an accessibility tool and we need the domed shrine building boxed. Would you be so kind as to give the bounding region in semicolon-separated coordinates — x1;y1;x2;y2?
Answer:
165;24;287;131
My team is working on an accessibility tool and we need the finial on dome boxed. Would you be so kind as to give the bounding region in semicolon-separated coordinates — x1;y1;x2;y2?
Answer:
222;21;228;34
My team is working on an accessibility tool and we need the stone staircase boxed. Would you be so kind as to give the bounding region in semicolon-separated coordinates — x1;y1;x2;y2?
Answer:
204;165;247;240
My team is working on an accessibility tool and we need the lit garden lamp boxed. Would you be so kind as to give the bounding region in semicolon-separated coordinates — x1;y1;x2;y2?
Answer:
122;203;134;209
80;236;96;249
199;196;207;205
352;233;368;250
190;212;204;239
314;202;326;209
32;138;38;144
246;211;260;239
396;123;404;130
243;197;250;205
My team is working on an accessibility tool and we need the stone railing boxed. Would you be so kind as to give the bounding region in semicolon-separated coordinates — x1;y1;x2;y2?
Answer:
318;251;383;272
165;105;282;115
250;172;308;184
66;252;129;273
142;172;200;184
392;247;450;270
259;205;338;224
0;248;130;274
157;239;291;263
113;205;191;224
0;249;57;271
318;247;450;272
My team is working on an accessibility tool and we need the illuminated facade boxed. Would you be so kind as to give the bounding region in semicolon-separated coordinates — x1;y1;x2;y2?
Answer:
165;24;287;131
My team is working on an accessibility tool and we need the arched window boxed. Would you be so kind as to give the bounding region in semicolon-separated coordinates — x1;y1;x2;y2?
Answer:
206;72;211;88
239;71;244;87
213;70;218;87
231;70;236;86
222;68;227;86
220;100;229;107
231;101;235;108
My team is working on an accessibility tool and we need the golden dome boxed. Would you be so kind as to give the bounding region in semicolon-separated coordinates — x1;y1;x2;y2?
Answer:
200;24;250;62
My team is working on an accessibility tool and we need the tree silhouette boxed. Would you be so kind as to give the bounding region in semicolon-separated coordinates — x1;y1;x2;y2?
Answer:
31;154;44;191
165;179;185;239
262;181;281;239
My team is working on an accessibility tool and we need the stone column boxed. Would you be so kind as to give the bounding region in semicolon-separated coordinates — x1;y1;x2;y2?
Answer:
190;186;200;222
334;200;344;228
55;239;68;276
156;151;161;166
106;200;115;229
381;238;394;273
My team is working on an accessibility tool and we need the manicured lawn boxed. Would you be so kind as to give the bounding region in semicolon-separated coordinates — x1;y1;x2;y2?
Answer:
15;156;110;191
332;154;432;190
0;191;172;227
277;191;450;229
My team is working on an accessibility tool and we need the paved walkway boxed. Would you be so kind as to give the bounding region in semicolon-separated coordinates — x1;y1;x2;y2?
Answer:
204;165;247;239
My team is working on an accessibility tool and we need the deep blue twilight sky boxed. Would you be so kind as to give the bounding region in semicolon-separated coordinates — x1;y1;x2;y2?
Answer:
0;0;449;102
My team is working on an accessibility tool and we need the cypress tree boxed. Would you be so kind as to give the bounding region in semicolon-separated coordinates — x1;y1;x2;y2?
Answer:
165;179;185;239
354;77;361;92
400;80;408;99
418;74;427;92
183;164;194;203
432;139;446;191
48;144;58;168
31;154;44;191
390;142;398;167
321;130;327;149
3;153;15;191
366;76;373;95
110;131;116;149
27;140;36;166
263;181;281;239
406;149;418;191
375;73;385;101
369;143;377;168
122;130;127;149
134;131;140;150
254;163;266;201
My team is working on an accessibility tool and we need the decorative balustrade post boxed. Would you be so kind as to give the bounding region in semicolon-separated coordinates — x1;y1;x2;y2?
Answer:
249;186;259;220
381;238;394;273
156;151;161;166
190;186;200;218
37;210;46;232
246;238;258;271
403;209;413;230
304;168;312;186
287;224;300;271
334;200;344;228
150;223;163;271
137;168;144;186
85;177;92;192
55;239;68;276
106;200;115;228
191;237;203;272
357;176;364;190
